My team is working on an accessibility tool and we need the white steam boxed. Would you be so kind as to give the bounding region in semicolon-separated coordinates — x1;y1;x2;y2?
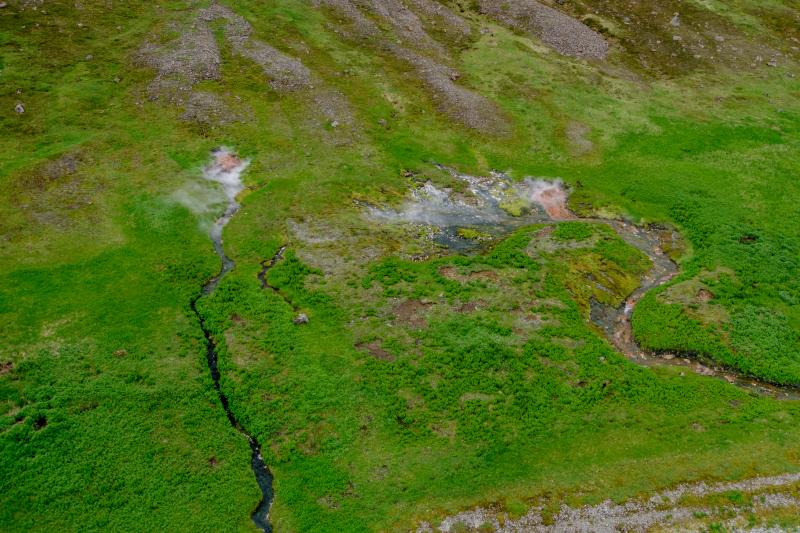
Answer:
173;148;250;237
368;169;572;229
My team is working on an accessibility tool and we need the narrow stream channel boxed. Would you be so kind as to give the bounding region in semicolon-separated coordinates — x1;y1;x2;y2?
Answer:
585;219;800;400
188;149;274;532
369;166;799;400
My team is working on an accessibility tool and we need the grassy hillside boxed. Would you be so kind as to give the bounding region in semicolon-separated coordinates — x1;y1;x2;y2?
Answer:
1;0;799;531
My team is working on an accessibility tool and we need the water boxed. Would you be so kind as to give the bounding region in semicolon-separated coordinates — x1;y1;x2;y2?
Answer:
367;167;800;400
367;167;560;250
188;149;275;532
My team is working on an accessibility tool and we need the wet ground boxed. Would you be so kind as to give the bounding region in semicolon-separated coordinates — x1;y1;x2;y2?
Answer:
368;167;800;400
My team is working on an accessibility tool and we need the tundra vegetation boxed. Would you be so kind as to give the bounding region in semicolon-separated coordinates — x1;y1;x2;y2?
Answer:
1;0;799;531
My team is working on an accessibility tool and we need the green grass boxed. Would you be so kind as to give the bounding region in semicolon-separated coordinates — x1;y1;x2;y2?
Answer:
1;0;800;531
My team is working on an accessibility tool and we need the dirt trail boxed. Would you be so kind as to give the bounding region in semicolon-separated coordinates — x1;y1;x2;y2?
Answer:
188;149;274;532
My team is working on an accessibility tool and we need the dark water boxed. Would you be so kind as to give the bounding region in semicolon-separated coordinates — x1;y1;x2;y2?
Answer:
189;153;274;532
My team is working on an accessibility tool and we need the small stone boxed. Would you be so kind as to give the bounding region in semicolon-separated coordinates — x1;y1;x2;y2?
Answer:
670;13;680;27
599;356;605;362
330;120;339;128
85;54;93;61
0;2;7;7
672;35;682;41
293;313;309;325
663;353;675;360
767;58;778;67
14;102;24;114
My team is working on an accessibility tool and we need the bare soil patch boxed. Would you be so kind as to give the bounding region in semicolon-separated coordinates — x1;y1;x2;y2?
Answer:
393;299;433;328
356;340;395;361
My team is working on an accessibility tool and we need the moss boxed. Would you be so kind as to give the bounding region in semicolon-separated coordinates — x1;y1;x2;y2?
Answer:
457;227;491;240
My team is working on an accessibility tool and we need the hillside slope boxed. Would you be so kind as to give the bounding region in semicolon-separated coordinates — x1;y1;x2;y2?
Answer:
1;0;800;531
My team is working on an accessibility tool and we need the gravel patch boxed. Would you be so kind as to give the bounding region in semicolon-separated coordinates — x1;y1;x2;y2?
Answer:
418;472;800;532
313;0;382;38
139;3;309;103
477;0;608;60
199;4;311;92
137;20;221;103
404;0;471;41
357;0;447;58
315;0;506;133
138;2;341;127
181;91;240;125
394;47;507;132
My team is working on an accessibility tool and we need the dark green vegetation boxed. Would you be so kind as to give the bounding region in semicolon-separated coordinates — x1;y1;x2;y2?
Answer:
1;0;799;531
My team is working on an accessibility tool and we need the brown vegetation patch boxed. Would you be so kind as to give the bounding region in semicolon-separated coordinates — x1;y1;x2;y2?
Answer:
565;121;593;155
356;340;395;361
659;269;733;325
18;153;84;191
656;226;687;260
438;265;461;280
392;299;433;328
530;297;567;310
468;270;499;282
430;419;456;439
459;392;494;405
697;288;714;303
567;0;788;77
456;301;479;313
0;361;13;375
39;153;81;183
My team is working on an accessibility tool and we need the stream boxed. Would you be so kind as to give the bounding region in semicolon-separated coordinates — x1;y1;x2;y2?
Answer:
188;149;274;532
369;166;799;400
585;219;800;400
